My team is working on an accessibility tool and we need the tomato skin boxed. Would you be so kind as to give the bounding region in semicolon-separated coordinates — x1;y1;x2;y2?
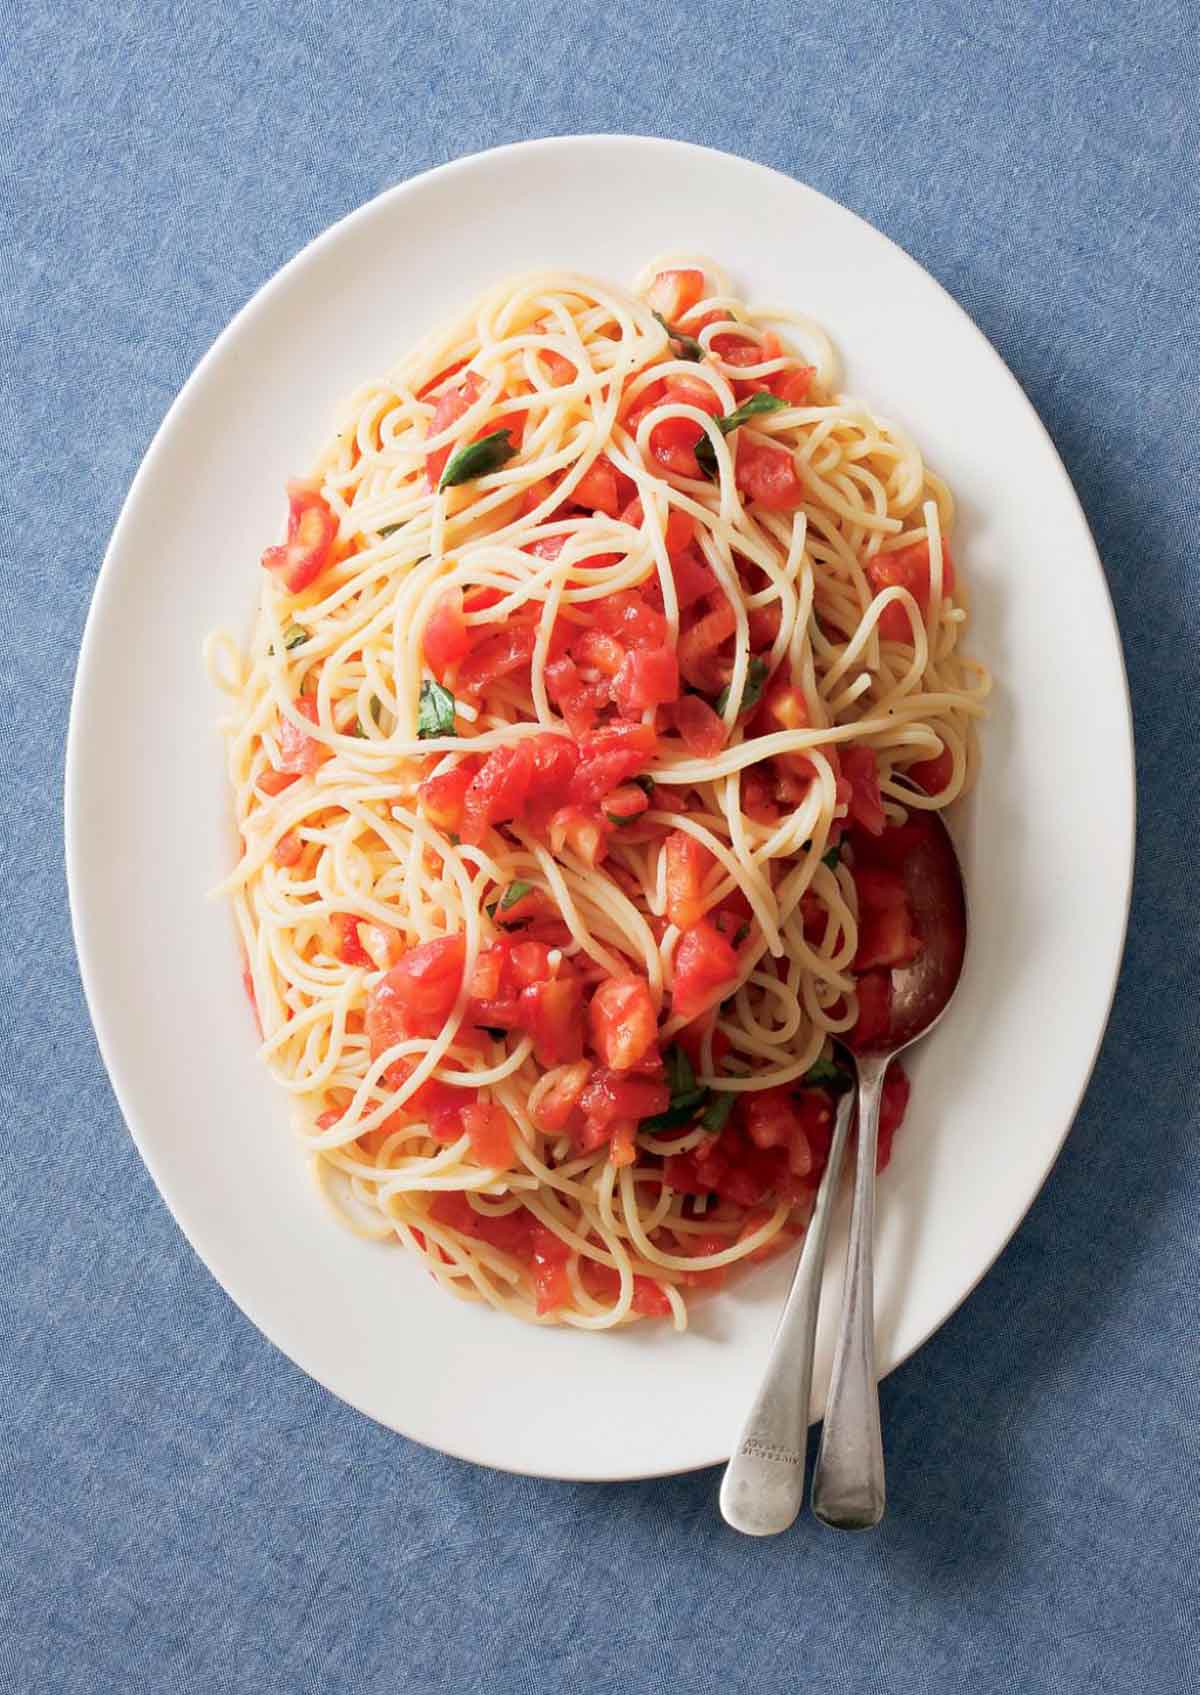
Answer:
571;457;621;516
907;743;955;795
261;481;338;594
418;760;476;833
424;370;485;489
463;1101;516;1170
850;970;892;1048
515;976;580;1065
533;1059;592;1133
664;831;713;930
331;912;372;966
589;975;658;1070
841;746;886;836
632;1278;673;1318
672;918;739;1021
423;588;471;675
612;645;680;716
877;1062;910;1171
866;540;956;642
569;722;657;805
646;268;706;320
278;697;325;775
734;440;805;511
460;742;537;844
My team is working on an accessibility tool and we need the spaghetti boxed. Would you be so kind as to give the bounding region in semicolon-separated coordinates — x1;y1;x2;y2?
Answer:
206;260;990;1330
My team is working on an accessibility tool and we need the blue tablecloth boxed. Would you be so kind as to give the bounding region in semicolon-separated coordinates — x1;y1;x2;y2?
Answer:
3;3;1198;1690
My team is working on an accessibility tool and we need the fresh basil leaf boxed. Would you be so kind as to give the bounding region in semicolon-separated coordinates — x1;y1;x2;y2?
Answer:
283;623;308;650
640;1096;708;1133
700;1091;736;1133
416;679;457;739
652;310;705;362
802;1057;850;1087
733;921;750;946
695;392;789;477
664;1045;696;1102
821;842;841;869
631;774;655;797
438;428;518;491
354;695;383;737
378;523;403;539
498;880;534;912
716;656;769;718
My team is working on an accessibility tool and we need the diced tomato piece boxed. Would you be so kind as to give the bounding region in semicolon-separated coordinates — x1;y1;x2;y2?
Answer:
866;540;957;642
548;804;611;867
841;746;886;836
618;497;695;557
539;349;577;386
527;534;568;563
734;440;805;510
571;457;620;516
261;481;338;595
589;975;658;1070
664;832;713;930
418;760;476;833
668;548;718;611
467;944;507;1001
569;723;657;805
533;1060;592;1133
424;370;485;489
612;645;679;717
422;587;471;675
677;599;736;692
907;743;954;795
331;912;372;966
771;366;814;405
594;591;669;651
455;623;536;695
367;934;466;1053
672;693;726;756
572;627;626;677
383;1057;472;1142
257;766;299;796
273;830;303;868
527;734;579;805
762;680;809;734
530;1222;571;1313
646;414;705;479
747;602;782;649
602;783;650;822
278;697;325;775
508;941;553;987
519;976;585;1067
646;269;706;320
850;970;892;1048
356;923;402;971
463;1101;515;1170
675;1014;731;1075
877;1062;910;1171
544;655;608;738
672;919;739;1021
632;1277;673;1317
579;1066;669;1128
460;742;538;845
854;864;922;969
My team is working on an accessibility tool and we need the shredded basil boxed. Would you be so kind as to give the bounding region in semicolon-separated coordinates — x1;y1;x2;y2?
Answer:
641;1046;708;1132
631;774;656;797
821;842;841;869
416;679;457;739
716;656;769;718
378;523;403;539
700;1092;736;1133
498;880;534;912
283;623;308;650
695;391;789;476
438;428;518;490
652;310;705;362
733;921;750;946
802;1057;850;1088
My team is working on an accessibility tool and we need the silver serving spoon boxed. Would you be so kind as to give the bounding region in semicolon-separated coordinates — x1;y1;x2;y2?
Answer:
720;807;967;1537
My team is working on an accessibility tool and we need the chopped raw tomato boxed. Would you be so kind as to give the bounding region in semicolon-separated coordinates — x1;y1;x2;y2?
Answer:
668;548;718;611
761;680;810;735
771;365;815;405
545;655;610;738
672;919;739;1021
463;1102;515;1169
866;540;957;642
357;923;402;971
572;626;626;677
664;832;713;930
508;941;553;987
424;370;485;489
430;1192;533;1256
418;759;477;833
854;864;922;969
672;693;726;756
907;743;954;795
645;414;706;479
530;1222;571;1312
278;697;325;775
528;733;579;805
747;602;783;649
422;588;471;675
460;742;537;844
257;766;299;797
383;1057;471;1142
677;599;736;692
548;805;611;867
519;976;585;1067
632;1278;673;1318
593;591;669;651
877;1062;910;1171
589;975;658;1071
367;935;466;1052
675;1015;731;1075
850;970;892;1048
527;534;567;563
602;782;650;822
273;830;303;868
539;349;576;386
618;497;695;556
646;268;706;320
261;481;338;594
569;722;657;805
841;746;886;836
579;1066;669;1128
455;623;536;695
331;913;372;967
533;1060;592;1133
612;645;679;716
571;457;620;516
734;440;805;510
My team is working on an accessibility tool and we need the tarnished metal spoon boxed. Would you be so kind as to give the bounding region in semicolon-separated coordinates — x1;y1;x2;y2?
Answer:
720;807;967;1537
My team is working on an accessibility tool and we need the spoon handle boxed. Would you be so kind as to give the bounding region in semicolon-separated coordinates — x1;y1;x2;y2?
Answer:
719;1090;855;1536
811;1054;889;1530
